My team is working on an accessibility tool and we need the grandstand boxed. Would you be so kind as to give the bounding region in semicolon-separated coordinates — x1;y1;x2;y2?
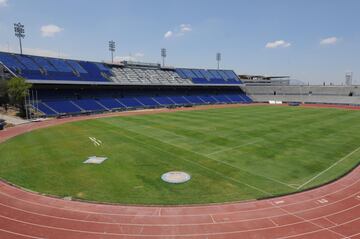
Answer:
0;51;251;117
246;85;360;105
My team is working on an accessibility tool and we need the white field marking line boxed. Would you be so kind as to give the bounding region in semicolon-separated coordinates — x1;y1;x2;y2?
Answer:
118;131;273;196
0;176;358;219
117;128;273;196
120;122;297;189
272;203;348;239
122;126;296;189
205;150;296;189
88;137;102;147
0;206;359;237
0;194;358;228
145;131;294;189
0;228;43;239
205;140;262;156
297;145;360;190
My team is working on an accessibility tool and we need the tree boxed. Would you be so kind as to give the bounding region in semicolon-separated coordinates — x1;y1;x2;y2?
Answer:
0;80;8;108
6;77;32;117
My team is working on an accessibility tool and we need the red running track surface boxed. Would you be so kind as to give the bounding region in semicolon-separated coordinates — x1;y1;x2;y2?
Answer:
0;104;359;238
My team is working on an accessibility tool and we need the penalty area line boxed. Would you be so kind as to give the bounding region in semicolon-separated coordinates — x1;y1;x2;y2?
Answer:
297;145;360;190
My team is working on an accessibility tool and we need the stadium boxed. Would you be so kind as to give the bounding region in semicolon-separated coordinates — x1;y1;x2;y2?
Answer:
0;1;360;238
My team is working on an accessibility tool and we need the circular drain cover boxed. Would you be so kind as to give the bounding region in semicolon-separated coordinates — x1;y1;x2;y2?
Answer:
161;171;191;184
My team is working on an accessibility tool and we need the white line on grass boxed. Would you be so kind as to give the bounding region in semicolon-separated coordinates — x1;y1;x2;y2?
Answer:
206;140;262;156
120;126;295;193
113;128;273;196
121;125;296;189
297;145;360;190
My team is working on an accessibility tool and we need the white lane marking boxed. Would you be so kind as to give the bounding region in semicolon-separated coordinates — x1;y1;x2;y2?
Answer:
317;199;328;204
0;228;43;239
0;175;358;218
0;207;359;237
272;203;348;239
297;145;360;189
274;200;285;205
0;190;358;227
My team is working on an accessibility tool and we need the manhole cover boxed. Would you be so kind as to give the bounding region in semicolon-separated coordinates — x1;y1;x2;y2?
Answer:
161;171;191;184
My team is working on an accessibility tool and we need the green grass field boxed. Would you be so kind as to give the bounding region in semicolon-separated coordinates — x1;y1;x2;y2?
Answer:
0;105;359;205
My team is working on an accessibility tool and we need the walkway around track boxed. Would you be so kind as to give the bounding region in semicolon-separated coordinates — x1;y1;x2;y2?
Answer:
0;103;359;238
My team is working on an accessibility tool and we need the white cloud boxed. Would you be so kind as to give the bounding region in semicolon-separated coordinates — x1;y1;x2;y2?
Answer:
265;40;291;49
164;24;192;39
40;24;64;37
320;36;338;45
0;44;68;58
180;24;192;33
0;0;8;7
164;31;173;39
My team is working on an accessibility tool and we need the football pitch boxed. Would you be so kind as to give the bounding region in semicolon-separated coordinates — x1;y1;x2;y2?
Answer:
0;105;359;205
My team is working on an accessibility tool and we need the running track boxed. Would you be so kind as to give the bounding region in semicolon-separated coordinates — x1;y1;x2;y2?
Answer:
0;104;359;239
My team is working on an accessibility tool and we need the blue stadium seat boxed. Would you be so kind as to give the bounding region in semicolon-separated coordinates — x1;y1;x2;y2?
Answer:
33;102;58;116
97;98;124;109
213;95;232;103
117;97;143;108
199;95;218;103
183;95;204;104
43;100;82;114
135;96;159;107
152;96;174;105
78;62;110;82
226;94;245;103
168;96;190;105
73;99;106;111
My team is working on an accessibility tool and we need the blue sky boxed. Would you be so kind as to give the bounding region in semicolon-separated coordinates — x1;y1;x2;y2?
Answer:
0;0;359;84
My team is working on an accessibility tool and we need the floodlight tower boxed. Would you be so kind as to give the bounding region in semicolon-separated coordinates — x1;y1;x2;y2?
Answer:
345;72;353;86
109;40;115;63
216;52;221;69
161;48;167;67
14;22;25;55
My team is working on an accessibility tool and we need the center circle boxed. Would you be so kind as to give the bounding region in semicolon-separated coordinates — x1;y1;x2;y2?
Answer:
161;171;191;184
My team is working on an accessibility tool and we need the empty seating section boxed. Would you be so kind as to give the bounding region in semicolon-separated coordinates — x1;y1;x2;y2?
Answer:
97;98;124;109
199;95;218;103
0;51;111;82
35;102;58;115
73;99;105;111
110;67;192;85
0;51;253;116
152;96;174;105
175;68;242;85
183;96;204;104
135;96;159;107
0;52;26;72
43;100;82;114
30;88;252;116
168;96;190;105
117;97;143;108
213;95;232;103
76;62;110;82
1;51;242;86
67;60;87;74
